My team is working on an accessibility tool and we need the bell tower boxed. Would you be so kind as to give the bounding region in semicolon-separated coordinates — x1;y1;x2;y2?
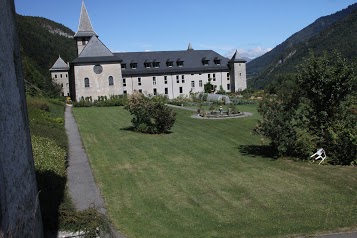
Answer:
74;1;97;55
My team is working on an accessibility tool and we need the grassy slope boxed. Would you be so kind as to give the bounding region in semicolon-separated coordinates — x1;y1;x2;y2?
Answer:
73;105;357;238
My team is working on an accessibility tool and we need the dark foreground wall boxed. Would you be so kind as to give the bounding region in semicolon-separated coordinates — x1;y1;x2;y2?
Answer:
0;0;43;237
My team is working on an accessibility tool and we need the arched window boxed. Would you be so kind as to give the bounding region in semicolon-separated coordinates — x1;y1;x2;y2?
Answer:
84;77;90;87
108;76;114;86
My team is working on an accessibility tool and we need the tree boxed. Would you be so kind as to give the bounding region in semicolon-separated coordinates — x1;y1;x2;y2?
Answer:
256;52;357;164
204;78;216;93
125;92;176;134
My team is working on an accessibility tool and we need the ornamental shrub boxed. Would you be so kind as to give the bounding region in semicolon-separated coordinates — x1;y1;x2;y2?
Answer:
125;92;176;134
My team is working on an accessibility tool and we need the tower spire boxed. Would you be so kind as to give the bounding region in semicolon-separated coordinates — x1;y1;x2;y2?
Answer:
230;49;246;62
187;42;194;50
74;1;97;38
74;1;98;55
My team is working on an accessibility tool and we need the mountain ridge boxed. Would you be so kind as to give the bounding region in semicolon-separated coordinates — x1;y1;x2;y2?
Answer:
247;3;357;88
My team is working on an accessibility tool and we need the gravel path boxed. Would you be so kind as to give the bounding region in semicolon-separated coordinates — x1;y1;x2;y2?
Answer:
65;105;106;213
65;105;125;238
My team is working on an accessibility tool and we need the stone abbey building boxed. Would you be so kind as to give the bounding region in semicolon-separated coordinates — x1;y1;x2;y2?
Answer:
50;2;247;101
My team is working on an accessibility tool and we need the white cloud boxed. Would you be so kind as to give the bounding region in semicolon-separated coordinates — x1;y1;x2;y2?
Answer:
225;47;272;60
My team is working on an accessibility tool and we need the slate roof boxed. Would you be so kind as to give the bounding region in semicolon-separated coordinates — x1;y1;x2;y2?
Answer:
115;50;230;77
229;49;246;63
74;1;97;38
50;56;69;71
72;36;121;64
72;36;232;76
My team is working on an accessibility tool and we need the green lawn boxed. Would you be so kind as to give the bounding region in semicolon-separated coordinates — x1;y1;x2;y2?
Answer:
73;104;357;238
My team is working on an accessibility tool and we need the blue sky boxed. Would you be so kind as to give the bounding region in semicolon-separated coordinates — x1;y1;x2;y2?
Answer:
15;0;357;59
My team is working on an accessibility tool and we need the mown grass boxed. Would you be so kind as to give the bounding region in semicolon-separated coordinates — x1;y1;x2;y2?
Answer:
73;104;357;238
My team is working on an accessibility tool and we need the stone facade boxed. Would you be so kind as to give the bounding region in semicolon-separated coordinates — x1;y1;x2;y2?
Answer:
74;63;122;100
122;71;231;99
0;0;43;237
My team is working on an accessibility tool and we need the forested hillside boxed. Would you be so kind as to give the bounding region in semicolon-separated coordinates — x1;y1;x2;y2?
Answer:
16;15;77;96
247;3;357;89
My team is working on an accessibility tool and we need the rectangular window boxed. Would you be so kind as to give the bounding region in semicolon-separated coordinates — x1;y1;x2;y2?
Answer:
208;74;210;79
123;78;126;87
182;75;184;79
214;59;221;65
121;64;126;69
165;88;168;95
176;75;179;83
179;87;183;94
61;83;64;88
213;73;216;81
177;61;184;67
153;62;160;68
139;89;142;93
199;80;203;87
153;88;157;95
66;74;68;78
191;81;195;88
227;73;230;77
130;63;137;69
153;77;156;85
138;77;141;86
167;61;173;67
164;76;168;84
123;90;127;95
239;72;242;76
144;62;151;68
227;84;230;90
55;74;57;78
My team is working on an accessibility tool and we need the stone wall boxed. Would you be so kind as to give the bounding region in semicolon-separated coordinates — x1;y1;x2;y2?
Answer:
0;0;43;237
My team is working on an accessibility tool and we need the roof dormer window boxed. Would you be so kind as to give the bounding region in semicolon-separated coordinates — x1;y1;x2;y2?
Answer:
130;63;137;69
166;61;173;67
214;58;221;65
153;62;160;68
144;62;152;68
202;58;209;66
177;60;184;67
121;63;126;69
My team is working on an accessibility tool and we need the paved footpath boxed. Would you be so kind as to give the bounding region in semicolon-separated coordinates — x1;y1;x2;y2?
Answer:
65;105;125;238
